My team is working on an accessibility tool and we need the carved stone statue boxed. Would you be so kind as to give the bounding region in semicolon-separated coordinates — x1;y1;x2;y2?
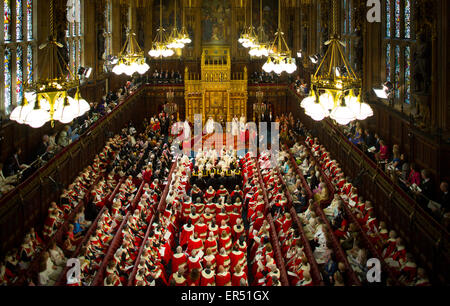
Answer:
354;29;363;75
97;29;105;60
412;31;431;94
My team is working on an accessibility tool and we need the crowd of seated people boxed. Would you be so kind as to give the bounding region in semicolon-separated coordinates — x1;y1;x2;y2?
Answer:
258;150;316;286
0;77;145;199
61;119;172;286
0;135;125;286
0;109;173;286
66;177;140;286
102;180;163;286
293;76;309;95
128;147;284;286
292;130;431;286
344;121;449;227
148;69;183;84
249;71;280;84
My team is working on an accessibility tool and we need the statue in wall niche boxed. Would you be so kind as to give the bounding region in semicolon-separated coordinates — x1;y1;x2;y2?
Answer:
354;29;363;75
412;31;431;95
97;29;105;61
321;24;329;56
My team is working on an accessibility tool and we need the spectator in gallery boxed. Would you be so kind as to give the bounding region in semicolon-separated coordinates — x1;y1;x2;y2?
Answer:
407;163;421;186
375;139;389;161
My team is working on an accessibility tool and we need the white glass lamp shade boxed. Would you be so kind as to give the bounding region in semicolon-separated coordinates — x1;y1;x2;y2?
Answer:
305;103;327;121
53;97;77;124
10;103;34;124
353;102;373;120
149;49;159;57
285;58;297;74
74;96;90;117
330;105;356;125
273;63;283;74
262;59;274;73
163;48;174;57
25;91;36;103
112;62;125;75
301;95;315;109
345;94;358;108
319;91;335;110
137;62;150;75
24;107;51;128
249;47;259;57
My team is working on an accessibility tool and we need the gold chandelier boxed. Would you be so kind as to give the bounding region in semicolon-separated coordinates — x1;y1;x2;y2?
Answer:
149;0;174;58
249;0;270;57
239;0;258;48
10;0;89;128
113;1;149;75
178;0;192;45
262;0;296;74
166;0;185;49
301;0;373;124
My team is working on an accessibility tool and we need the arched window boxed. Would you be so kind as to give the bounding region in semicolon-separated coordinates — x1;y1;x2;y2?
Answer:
66;0;83;75
1;0;34;115
341;0;357;70
384;0;414;107
104;0;112;58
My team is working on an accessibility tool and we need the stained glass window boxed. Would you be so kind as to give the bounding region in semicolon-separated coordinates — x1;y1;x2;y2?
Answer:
405;0;411;39
386;43;391;82
405;46;411;104
16;0;23;40
394;45;400;99
16;46;23;103
77;39;81;70
395;0;400;38
27;0;32;40
4;48;12;114
343;0;347;34
386;0;391;37
77;0;82;36
27;44;33;83
2;1;34;114
348;0;352;32
384;0;414;110
4;0;12;41
67;0;83;78
72;42;76;73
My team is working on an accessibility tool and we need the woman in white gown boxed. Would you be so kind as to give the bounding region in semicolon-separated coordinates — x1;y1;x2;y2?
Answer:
231;116;239;136
206;116;215;134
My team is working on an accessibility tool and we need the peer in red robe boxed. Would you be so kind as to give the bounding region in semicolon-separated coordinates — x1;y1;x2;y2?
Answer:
231;265;247;286
171;246;187;274
216;266;231;286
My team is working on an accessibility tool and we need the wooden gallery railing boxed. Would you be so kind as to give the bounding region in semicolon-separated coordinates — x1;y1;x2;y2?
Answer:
0;86;148;256
288;86;450;284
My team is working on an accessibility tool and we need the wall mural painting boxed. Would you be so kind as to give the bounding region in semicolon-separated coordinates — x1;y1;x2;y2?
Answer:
202;0;231;45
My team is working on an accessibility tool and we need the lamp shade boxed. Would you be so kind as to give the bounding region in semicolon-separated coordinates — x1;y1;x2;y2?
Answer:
353;102;373;120
301;95;315;109
53;96;77;124
10;102;34;124
305;103;327;121
330;105;356;125
319;91;335;110
24;107;50;128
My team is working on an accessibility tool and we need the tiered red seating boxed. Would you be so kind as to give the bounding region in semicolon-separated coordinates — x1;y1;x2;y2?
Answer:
286;146;362;285
303;136;402;285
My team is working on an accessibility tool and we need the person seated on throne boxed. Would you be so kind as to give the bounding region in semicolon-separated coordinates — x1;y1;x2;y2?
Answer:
206;116;215;135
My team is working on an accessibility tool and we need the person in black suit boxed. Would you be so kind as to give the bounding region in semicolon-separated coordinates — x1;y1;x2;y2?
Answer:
364;129;376;149
439;182;449;214
419;169;434;201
